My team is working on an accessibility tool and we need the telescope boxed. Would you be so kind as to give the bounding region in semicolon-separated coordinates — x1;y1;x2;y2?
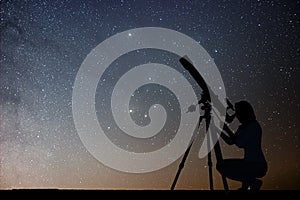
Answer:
171;55;234;191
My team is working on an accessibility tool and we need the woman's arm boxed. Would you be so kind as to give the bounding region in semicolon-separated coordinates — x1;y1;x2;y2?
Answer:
220;131;235;145
219;123;237;145
223;123;235;138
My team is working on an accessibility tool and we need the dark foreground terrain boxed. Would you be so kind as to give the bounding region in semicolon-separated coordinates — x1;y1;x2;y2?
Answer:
2;189;299;199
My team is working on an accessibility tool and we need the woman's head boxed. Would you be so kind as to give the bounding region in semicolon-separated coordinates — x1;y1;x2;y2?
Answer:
234;100;256;124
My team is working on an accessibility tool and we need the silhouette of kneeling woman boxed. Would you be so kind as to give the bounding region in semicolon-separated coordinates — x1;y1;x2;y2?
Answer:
217;100;268;191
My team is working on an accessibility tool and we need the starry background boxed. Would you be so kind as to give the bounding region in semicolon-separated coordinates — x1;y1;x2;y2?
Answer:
0;0;299;190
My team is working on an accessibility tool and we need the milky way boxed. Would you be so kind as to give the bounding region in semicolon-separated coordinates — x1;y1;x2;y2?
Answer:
0;0;299;189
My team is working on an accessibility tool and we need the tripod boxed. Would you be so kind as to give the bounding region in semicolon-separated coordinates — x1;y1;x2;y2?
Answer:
170;55;229;191
170;100;229;191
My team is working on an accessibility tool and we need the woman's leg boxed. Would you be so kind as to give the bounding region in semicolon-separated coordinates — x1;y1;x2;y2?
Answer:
216;159;246;182
216;159;265;190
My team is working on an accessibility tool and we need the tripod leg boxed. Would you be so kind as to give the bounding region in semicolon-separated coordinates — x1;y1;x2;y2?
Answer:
207;151;214;190
214;141;229;192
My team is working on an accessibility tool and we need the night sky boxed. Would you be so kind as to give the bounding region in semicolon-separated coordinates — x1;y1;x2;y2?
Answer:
0;0;299;190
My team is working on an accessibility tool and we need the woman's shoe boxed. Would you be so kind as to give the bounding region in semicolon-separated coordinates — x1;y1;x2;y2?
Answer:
249;179;262;192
